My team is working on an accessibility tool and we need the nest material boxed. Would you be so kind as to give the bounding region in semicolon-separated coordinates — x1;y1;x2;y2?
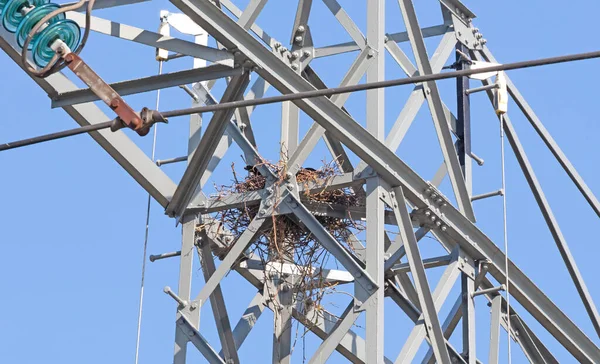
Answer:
209;160;364;314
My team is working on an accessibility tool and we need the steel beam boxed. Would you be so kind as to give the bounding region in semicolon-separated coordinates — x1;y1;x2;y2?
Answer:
397;0;474;220
226;292;266;352
308;300;361;364
176;315;226;364
462;270;476;363
197;236;239;363
386;281;468;364
51;65;243;108
313;24;448;58
489;294;502;364
66;12;234;66
479;47;600;220
393;187;452;364
166;73;250;219
473;53;600;341
0;30;177;208
193;216;266;305
173;215;197;363
288;47;372;174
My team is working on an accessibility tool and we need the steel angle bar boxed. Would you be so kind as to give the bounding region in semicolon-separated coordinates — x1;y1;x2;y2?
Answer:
422;296;461;364
314;24;449;59
220;0;273;45
308;300;362;364
462;270;476;363
489;294;502;364
393;187;452;364
290;0;312;44
284;197;377;294
174;215;198;363
237;0;268;30
197;238;239;363
365;0;386;345
66;12;234;66
193;215;266;305
385;282;468;364
288;48;372;174
397;0;474;221
0;30;176;208
472;54;600;340
233;265;385;363
177;315;226;364
225;292;266;353
301;67;358;177
322;0;366;49
166;73;250;219
510;312;559;364
52;65;243;108
354;31;456;175
166;4;600;361
503;109;600;336
390;253;453;274
479;47;600;219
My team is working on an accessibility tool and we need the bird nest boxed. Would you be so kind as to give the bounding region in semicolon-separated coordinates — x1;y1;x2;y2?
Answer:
207;159;364;315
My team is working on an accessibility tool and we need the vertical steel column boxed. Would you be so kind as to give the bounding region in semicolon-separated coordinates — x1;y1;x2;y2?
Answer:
364;0;385;362
489;294;502;364
173;214;197;364
461;270;476;363
456;42;472;194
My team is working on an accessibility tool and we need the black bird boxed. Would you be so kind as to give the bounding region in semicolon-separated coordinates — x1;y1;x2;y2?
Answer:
244;165;260;175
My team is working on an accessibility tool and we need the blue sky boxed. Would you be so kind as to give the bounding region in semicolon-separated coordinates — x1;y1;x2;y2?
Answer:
1;0;600;363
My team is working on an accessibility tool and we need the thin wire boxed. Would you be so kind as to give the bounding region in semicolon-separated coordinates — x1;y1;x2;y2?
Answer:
134;60;163;364
500;113;511;363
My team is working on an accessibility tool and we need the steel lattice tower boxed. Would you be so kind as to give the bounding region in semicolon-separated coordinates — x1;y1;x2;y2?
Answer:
1;0;600;363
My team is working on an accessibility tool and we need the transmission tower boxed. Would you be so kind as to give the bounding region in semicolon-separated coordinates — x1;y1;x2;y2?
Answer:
1;0;599;363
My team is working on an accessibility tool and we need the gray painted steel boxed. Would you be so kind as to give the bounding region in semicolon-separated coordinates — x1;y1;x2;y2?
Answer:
1;0;599;363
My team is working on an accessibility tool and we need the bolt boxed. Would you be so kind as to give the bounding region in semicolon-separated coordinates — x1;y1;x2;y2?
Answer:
110;99;120;109
367;284;374;290
481;38;487;45
435;221;442;227
287;183;294;190
280;46;288;53
472;27;479;34
303;50;311;58
430;193;438;199
265;200;272;207
441;225;447;232
429;215;437;222
273;42;281;49
259;209;266;215
291;63;299;71
290;51;299;59
297;25;306;33
367;49;375;58
476;33;483;39
424;210;431;217
295;35;303;43
286;172;293;179
436;198;443;204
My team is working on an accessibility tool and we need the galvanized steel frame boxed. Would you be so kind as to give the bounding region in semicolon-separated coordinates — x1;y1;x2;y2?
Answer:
1;0;600;363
